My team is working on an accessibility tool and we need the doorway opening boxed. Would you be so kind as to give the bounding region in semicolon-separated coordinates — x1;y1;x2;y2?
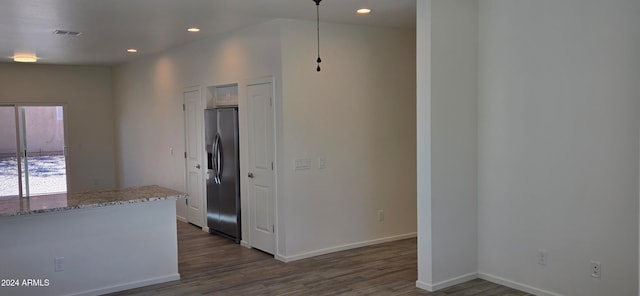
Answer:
0;105;68;198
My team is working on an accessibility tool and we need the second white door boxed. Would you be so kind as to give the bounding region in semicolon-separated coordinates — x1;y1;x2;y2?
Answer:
247;80;276;254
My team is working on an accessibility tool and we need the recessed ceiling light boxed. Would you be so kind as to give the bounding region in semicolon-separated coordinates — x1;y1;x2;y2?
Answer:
357;8;372;14
127;49;138;53
14;55;37;63
187;27;200;33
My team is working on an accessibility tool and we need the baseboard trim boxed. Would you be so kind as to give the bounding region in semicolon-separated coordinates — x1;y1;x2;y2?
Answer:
433;272;478;290
275;254;287;262
176;215;187;223
277;232;417;262
416;280;434;291
69;273;180;296
415;271;563;295
202;226;210;233
240;240;251;249
478;272;564;296
416;272;478;292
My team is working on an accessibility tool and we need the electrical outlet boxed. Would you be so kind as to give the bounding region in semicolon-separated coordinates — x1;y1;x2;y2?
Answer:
591;261;601;278
377;210;384;222
537;249;547;266
54;257;64;272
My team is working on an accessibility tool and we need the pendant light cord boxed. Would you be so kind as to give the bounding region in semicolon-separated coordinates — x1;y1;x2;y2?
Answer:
314;0;322;71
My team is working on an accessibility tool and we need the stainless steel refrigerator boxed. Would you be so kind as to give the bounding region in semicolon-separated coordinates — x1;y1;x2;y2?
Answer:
205;107;241;243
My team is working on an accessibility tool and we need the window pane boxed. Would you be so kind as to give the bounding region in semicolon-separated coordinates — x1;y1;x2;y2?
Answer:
0;106;19;198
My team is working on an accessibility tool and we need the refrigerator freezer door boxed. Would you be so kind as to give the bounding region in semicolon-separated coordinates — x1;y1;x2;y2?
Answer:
205;107;241;243
216;108;240;239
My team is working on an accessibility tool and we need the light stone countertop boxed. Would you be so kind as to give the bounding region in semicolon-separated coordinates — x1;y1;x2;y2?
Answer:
0;185;187;217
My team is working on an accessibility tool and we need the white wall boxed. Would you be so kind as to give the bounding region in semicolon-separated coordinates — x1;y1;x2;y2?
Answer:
416;0;433;286
0;201;179;296
477;1;639;295
416;0;479;290
278;20;417;260
0;64;117;192
113;20;283;238
114;18;417;260
431;0;478;287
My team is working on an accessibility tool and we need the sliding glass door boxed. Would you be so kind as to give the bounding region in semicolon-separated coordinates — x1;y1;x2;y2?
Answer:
0;106;19;198
0;104;68;198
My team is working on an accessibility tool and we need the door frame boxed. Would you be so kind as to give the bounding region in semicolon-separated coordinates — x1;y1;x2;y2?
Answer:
1;103;70;198
242;76;278;256
182;86;207;229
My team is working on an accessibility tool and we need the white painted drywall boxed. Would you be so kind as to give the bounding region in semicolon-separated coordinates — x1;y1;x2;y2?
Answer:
430;0;478;287
416;0;479;290
0;64;117;192
0;201;179;296
114;18;417;260
477;1;639;295
278;19;417;259
416;0;433;288
113;20;283;238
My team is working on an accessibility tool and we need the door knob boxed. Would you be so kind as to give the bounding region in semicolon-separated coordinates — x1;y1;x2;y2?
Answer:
195;164;201;169
248;172;254;178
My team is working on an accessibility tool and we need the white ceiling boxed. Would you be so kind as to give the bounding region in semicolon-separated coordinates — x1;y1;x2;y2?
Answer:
0;0;416;65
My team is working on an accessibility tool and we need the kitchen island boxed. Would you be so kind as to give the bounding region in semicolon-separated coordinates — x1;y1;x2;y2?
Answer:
0;185;186;296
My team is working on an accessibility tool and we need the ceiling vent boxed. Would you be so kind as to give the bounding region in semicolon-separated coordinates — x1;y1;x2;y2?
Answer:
53;30;82;36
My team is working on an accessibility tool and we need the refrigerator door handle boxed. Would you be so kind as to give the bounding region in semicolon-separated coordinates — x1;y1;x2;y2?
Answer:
215;133;222;184
213;134;220;184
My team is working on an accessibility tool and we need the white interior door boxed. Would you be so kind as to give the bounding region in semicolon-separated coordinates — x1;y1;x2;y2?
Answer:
247;81;276;254
184;87;205;227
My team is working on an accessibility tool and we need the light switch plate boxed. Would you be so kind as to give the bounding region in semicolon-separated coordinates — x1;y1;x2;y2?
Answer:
318;157;327;169
294;159;311;170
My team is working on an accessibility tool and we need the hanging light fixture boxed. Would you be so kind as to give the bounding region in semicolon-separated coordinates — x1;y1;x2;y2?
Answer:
313;0;322;72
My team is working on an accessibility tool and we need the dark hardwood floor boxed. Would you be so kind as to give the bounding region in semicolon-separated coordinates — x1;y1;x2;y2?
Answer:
109;222;530;296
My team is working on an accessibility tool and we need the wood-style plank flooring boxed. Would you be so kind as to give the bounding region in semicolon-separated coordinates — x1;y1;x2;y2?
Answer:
109;222;530;296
